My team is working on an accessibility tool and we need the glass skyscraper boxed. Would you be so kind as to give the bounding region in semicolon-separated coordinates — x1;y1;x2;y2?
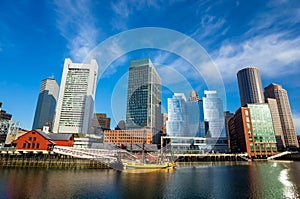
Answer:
167;91;204;137
166;93;188;137
126;58;162;134
187;91;204;137
32;78;59;130
53;58;98;134
203;90;225;138
237;67;265;106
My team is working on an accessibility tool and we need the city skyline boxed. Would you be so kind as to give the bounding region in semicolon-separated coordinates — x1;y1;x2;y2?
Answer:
0;1;300;133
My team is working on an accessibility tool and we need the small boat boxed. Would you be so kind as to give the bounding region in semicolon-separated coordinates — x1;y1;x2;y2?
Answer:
124;162;176;169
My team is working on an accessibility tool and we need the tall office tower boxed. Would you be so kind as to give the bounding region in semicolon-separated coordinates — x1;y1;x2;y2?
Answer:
32;78;59;130
265;98;286;150
187;90;204;137
53;58;98;134
126;58;162;134
264;83;299;149
203;90;226;138
166;93;188;137
237;67;265;106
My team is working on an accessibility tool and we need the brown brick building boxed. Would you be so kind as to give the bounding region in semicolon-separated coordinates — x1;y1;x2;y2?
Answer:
104;129;152;145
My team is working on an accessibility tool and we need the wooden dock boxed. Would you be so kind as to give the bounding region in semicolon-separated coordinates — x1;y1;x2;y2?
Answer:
0;150;110;169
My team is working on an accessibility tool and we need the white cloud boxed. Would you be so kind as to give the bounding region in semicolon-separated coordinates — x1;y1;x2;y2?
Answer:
191;14;227;45
110;0;162;30
53;0;100;62
212;33;300;81
153;53;203;85
246;1;300;37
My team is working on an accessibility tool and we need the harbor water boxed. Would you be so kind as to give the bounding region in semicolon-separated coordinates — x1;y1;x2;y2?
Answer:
1;161;300;199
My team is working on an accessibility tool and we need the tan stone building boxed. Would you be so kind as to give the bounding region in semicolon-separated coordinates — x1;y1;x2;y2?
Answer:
265;83;299;149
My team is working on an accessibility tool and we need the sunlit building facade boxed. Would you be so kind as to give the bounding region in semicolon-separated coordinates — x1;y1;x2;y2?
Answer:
264;83;299;149
53;58;98;134
265;98;286;150
104;129;152;145
237;67;265;106
229;104;277;157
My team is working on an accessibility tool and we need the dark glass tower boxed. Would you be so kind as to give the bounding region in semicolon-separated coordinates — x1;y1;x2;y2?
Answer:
126;58;162;134
237;67;265;107
32;78;59;130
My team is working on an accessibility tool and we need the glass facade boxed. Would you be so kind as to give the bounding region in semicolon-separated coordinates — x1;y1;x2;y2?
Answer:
248;104;276;143
126;58;162;133
187;97;205;137
203;90;226;138
167;92;205;137
246;104;277;154
166;93;188;137
32;78;59;130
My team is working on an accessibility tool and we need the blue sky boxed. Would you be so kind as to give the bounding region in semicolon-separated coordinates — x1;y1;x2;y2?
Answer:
0;0;300;133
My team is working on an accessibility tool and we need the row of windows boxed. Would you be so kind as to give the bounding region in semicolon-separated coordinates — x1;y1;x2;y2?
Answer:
28;137;36;141
249;143;277;153
22;142;40;149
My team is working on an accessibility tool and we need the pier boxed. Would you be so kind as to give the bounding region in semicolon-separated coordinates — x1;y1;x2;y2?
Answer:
168;153;250;162
0;149;110;169
4;146;298;170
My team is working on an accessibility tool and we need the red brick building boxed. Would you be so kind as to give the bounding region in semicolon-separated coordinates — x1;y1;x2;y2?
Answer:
229;104;278;158
13;130;74;150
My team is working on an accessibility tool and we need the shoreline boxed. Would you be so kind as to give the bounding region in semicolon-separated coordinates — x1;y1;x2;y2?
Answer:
1;150;299;170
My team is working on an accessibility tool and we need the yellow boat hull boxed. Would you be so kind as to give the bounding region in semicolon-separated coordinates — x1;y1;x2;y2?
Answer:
124;162;176;169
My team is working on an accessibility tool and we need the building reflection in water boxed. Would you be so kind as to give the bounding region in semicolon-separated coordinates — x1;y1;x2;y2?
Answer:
1;162;300;198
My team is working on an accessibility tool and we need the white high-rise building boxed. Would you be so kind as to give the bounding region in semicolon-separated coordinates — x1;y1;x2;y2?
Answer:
53;58;98;134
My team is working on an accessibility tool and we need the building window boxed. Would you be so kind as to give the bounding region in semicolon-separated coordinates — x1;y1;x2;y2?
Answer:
27;143;31;149
32;132;35;134
32;143;35;149
33;137;36;141
29;137;32;141
23;143;26;148
36;143;40;149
